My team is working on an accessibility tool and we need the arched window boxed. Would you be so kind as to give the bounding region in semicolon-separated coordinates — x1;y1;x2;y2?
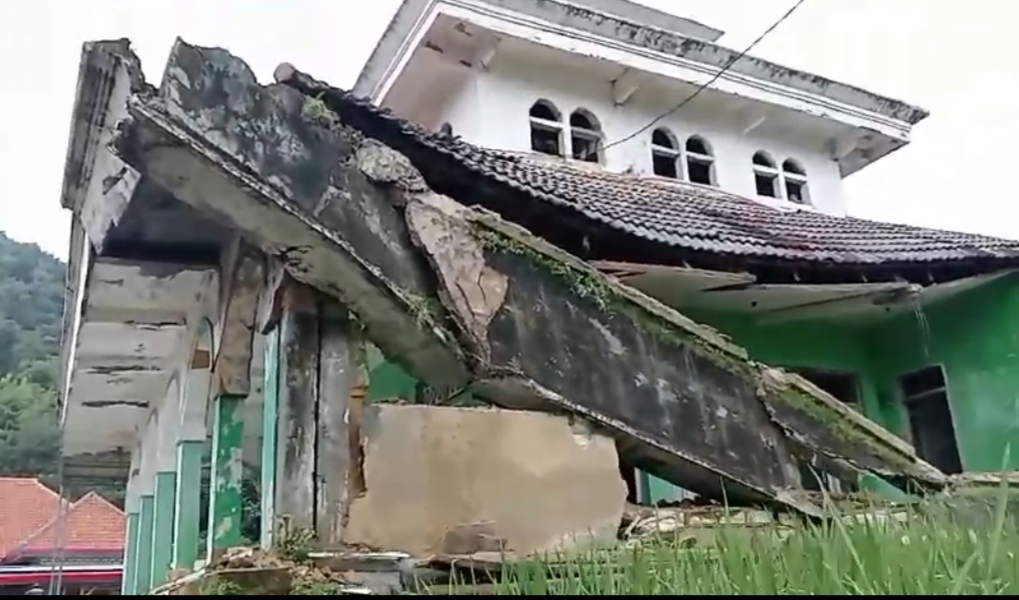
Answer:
782;159;809;204
569;109;602;163
529;100;563;156
684;135;715;186
649;130;717;185
752;151;779;198
650;128;680;178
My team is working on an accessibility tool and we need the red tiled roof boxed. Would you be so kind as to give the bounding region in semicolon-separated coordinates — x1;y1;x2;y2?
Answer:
16;492;125;555
0;478;125;560
0;477;63;559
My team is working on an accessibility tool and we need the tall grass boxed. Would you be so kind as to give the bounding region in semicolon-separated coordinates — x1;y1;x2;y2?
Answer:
441;490;1019;595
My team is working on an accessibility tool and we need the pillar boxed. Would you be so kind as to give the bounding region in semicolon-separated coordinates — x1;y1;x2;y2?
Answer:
173;367;210;570
206;393;245;556
121;451;141;595
150;390;181;588
134;421;157;594
260;325;281;550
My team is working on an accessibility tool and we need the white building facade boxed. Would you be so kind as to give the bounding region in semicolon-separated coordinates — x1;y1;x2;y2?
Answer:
354;0;927;217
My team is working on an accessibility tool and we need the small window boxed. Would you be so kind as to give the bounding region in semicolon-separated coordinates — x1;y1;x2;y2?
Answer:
569;109;602;163
898;366;963;475
782;159;809;204
685;136;715;186
650;128;679;179
529;100;563;157
752;151;778;198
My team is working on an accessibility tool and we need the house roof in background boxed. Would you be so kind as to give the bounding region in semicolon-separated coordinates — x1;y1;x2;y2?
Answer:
276;67;1019;272
0;478;124;560
16;492;126;555
0;478;63;559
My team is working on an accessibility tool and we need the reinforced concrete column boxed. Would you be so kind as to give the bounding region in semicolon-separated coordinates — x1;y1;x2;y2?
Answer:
150;385;182;589
121;450;142;595
173;364;209;570
134;419;157;594
260;325;281;550
205;392;245;556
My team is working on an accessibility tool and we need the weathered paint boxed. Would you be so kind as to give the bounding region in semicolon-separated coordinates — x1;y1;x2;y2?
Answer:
121;511;139;595
260;324;281;549
135;494;155;594
123;42;946;513
206;394;245;555
172;440;205;569
644;276;1019;499
868;274;1019;472
149;471;177;587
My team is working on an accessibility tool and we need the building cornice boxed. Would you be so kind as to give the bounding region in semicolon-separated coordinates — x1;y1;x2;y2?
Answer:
369;0;926;142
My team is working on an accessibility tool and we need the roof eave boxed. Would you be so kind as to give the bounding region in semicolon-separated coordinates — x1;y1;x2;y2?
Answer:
58;40;149;213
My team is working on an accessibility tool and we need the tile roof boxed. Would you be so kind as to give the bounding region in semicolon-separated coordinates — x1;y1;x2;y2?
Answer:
15;492;125;556
0;479;125;561
275;66;1019;271
0;477;63;559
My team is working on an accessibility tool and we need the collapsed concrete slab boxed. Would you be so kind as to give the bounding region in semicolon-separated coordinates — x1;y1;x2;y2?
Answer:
343;405;627;557
110;39;948;515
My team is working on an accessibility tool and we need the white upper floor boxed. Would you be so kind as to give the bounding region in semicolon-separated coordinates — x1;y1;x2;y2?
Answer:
354;0;928;216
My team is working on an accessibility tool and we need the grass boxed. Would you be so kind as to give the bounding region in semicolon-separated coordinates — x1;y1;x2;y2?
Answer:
437;490;1019;595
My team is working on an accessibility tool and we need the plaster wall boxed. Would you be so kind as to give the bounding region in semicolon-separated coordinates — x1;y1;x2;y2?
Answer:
432;51;848;215
866;274;1019;473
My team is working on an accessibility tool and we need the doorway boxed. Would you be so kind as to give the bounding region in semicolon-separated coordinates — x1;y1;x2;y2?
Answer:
897;366;963;474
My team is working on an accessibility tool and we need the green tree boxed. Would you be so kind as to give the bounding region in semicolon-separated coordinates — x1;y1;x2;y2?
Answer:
0;230;65;481
0;373;60;478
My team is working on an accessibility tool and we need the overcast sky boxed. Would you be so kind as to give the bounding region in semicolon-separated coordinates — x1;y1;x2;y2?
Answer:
0;0;1013;259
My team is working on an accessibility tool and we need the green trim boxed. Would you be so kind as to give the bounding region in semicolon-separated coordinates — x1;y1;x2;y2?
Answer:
150;472;177;588
260;325;281;549
135;495;155;593
173;440;205;569
207;394;245;556
121;511;139;595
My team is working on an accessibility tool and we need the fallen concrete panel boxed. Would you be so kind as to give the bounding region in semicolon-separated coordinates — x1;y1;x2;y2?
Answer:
343;405;627;556
112;39;947;514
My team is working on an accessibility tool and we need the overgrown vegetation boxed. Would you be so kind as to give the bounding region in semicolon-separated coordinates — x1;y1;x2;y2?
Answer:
437;490;1019;595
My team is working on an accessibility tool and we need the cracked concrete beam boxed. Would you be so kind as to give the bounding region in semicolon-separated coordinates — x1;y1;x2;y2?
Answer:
115;39;947;514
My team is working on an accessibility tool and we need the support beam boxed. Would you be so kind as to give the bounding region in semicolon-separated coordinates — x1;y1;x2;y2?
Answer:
149;386;181;588
471;33;501;71
206;394;245;555
315;303;363;545
275;285;318;533
121;451;141;596
173;355;210;570
134;421;156;594
829;132;860;161
612;68;641;106
259;321;281;550
213;246;263;397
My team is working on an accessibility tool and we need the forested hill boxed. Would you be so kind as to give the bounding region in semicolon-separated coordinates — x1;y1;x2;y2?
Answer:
0;230;65;379
0;229;64;480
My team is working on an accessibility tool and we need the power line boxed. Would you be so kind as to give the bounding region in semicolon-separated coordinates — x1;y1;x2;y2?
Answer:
597;0;809;155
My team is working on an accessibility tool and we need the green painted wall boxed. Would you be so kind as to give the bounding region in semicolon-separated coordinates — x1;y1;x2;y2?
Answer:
865;274;1019;472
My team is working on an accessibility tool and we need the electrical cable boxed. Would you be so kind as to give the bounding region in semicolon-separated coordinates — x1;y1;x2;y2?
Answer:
595;0;809;156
